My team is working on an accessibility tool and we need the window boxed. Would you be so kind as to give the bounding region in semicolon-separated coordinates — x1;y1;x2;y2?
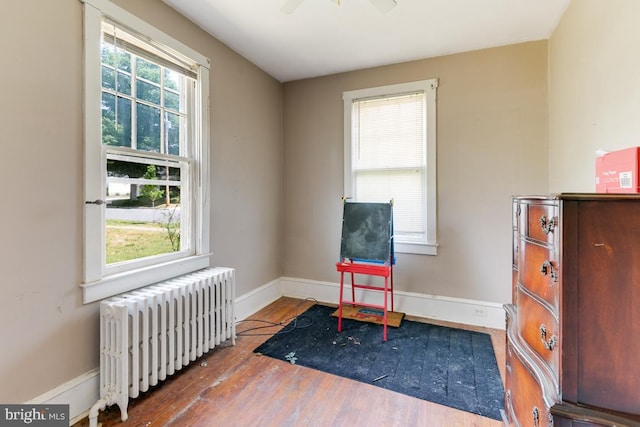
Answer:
82;0;211;303
343;79;438;255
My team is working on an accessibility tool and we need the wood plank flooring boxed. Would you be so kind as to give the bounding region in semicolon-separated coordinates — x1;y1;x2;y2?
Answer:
74;297;506;427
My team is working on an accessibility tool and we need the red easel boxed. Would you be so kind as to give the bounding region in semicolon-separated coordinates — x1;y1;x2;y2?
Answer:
335;200;394;341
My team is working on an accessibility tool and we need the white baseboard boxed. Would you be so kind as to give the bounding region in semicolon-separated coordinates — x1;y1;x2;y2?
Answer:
234;276;283;321
27;368;100;426
30;275;505;425
279;276;506;330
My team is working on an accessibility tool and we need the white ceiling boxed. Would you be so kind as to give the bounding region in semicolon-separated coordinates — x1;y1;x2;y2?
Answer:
163;0;571;83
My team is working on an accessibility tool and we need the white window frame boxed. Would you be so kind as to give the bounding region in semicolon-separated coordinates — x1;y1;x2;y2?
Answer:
81;0;211;303
343;79;438;255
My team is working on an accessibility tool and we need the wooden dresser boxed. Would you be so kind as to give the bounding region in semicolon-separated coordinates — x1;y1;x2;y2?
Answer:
505;194;640;427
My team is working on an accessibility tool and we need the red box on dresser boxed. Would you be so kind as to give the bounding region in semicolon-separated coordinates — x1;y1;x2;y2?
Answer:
595;147;640;193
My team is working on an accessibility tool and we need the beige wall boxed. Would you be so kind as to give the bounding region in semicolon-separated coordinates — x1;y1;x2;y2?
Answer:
0;0;282;403
283;41;549;303
549;0;640;192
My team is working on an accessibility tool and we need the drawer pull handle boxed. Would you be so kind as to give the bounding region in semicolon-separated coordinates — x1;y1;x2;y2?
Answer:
539;324;558;351
532;406;540;427
540;215;557;234
540;260;558;282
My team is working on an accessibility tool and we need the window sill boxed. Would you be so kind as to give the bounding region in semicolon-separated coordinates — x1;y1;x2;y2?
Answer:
81;254;211;303
395;242;438;256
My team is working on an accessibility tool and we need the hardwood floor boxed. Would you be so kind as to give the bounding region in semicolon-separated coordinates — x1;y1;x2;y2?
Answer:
75;297;506;427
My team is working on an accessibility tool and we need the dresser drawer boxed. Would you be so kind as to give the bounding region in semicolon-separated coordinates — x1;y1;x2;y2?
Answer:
523;202;558;245
516;287;560;379
505;342;553;427
518;240;560;310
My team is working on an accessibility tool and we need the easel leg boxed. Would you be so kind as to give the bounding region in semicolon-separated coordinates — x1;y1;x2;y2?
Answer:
350;271;355;304
390;264;394;312
338;271;344;332
383;276;388;342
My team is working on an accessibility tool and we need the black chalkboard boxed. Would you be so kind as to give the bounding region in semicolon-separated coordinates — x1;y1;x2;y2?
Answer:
339;202;393;262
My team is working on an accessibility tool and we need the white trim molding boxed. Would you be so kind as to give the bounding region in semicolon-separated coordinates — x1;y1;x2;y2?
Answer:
27;368;100;426
234;277;284;321
279;277;506;330
232;275;505;330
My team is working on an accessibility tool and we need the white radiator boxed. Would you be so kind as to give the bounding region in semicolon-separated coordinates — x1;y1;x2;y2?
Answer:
88;267;235;427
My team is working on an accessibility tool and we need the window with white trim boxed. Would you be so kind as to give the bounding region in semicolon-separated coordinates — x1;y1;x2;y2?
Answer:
81;0;211;303
343;79;438;255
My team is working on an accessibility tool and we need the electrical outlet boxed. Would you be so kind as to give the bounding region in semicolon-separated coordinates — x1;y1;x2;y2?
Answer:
473;307;487;317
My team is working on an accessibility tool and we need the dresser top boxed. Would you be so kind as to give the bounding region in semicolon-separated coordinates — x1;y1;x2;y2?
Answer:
513;193;640;201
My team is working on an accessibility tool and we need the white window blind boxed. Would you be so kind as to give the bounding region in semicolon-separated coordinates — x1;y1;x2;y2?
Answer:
352;92;426;242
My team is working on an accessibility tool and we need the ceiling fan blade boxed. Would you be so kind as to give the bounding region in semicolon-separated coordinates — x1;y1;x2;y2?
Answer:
281;0;305;14
369;0;397;13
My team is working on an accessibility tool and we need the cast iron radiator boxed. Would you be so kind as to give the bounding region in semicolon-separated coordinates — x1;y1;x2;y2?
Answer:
88;267;235;427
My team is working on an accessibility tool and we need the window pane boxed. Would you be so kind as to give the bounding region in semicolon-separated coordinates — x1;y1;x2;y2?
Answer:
164;90;180;111
107;160;181;181
355;169;425;240
105;184;182;265
164;69;184;113
117;71;131;95
106;158;183;264
165;112;182;155
102;93;132;147
137;79;161;105
164;69;179;91
102;44;131;72
107;159;146;180
116;50;131;72
102;92;115;112
136;57;160;84
117;97;132;145
101;44;116;67
102;65;115;90
136;102;161;152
